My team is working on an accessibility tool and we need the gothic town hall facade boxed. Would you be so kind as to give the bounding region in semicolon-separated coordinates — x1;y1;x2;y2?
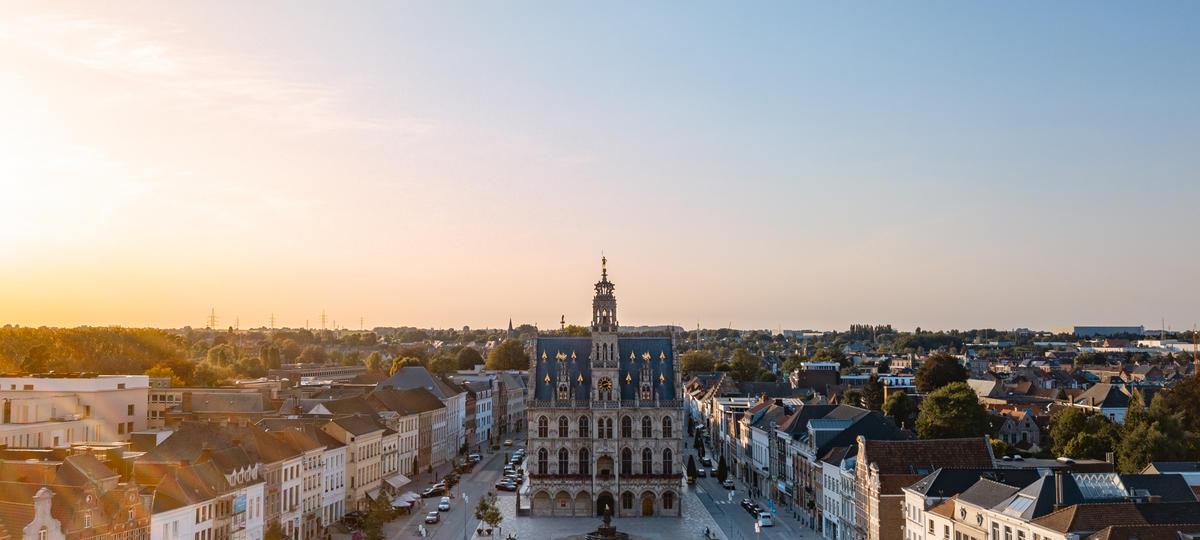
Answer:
527;259;684;518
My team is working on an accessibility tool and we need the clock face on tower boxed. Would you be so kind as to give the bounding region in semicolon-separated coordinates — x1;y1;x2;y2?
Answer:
598;378;613;391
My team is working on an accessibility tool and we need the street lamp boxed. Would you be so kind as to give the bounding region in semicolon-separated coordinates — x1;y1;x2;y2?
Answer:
462;493;470;540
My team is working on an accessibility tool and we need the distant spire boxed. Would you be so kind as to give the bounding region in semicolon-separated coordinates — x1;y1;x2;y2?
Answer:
601;253;607;280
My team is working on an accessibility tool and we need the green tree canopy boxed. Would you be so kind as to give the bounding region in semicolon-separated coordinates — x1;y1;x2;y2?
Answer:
365;351;385;373
297;345;327;364
145;364;186;387
882;390;916;429
430;353;458;374
914;353;968;393
730;348;761;381
915;382;990;439
1049;407;1119;460
486;340;528;370
861;375;884;410
680;350;716;374
456;347;485;370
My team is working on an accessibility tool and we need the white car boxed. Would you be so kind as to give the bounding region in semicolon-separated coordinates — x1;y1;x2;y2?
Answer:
722;478;735;489
438;497;451;511
757;512;773;527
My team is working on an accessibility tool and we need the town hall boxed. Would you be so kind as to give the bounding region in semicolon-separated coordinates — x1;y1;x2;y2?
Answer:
526;258;685;517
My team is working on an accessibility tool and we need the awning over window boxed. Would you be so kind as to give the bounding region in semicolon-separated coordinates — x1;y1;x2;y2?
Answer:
385;474;411;490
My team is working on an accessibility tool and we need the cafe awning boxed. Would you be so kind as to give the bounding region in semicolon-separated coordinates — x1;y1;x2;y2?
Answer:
385;474;411;490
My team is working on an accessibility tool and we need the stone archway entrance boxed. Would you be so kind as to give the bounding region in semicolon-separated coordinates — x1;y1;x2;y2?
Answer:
596;492;615;517
640;492;655;516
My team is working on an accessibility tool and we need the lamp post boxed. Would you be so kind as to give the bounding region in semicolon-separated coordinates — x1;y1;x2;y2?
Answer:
463;493;470;540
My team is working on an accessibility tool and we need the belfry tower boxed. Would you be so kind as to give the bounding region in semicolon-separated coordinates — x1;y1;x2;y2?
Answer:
591;256;620;401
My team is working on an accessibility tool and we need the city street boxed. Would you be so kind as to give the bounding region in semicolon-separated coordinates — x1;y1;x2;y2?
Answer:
686;442;813;540
385;435;816;540
390;443;524;540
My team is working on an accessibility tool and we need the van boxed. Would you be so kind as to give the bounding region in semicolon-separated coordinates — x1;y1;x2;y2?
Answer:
756;512;773;527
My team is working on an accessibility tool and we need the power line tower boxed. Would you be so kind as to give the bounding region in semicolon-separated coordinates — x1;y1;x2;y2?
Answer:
321;310;327;330
269;313;276;330
206;308;218;330
360;317;364;331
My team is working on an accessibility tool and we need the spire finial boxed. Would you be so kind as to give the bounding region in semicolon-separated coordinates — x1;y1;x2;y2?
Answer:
601;253;607;279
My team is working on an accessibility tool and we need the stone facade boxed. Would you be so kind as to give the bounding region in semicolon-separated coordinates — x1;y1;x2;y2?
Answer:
526;259;684;518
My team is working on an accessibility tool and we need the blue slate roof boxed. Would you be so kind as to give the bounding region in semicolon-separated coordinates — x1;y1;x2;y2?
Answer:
533;336;675;401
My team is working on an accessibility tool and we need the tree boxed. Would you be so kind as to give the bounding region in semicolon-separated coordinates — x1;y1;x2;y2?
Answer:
915;382;990;439
681;351;716;374
486;340;528;370
365;351;385;373
716;455;728;482
757;371;778;382
882;390;916;429
1050;407;1119;460
474;492;503;535
297;345;328;365
730;348;761;381
687;455;698;479
991;437;1015;458
861;375;884;410
842;390;863;408
1073;351;1109;366
362;489;393;540
456;347;484;370
430;354;458;374
914;353;968;393
390;357;422;375
563;325;590;337
145;364;186;387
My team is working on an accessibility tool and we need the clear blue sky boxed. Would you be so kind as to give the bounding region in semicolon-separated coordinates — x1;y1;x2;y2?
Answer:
2;2;1197;331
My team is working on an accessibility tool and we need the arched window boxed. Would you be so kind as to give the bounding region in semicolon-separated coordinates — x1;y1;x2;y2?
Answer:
622;492;633;510
641;448;653;475
662;448;673;475
537;416;548;438
663;491;675;510
579;448;590;475
621;416;632;438
579;416;590;438
641;416;652;438
558;416;569;437
537;448;548;475
558;448;569;475
662;417;672;438
620;448;632;475
605;418;614;439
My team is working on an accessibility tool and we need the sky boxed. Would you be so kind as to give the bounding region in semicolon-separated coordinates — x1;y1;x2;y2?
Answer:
1;2;1198;332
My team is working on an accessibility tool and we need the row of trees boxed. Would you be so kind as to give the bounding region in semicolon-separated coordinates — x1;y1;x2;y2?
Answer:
1050;376;1200;472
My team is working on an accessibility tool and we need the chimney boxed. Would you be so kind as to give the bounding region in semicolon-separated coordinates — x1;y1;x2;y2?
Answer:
1054;470;1065;509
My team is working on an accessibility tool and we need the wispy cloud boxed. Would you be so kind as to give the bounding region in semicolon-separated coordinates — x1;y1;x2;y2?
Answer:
0;13;406;134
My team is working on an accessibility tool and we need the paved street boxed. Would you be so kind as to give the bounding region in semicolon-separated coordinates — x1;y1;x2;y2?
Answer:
389;443;525;540
385;434;817;540
685;445;812;540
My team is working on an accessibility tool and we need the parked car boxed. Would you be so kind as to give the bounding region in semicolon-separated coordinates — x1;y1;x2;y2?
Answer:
495;480;517;491
421;487;446;498
740;499;759;514
756;512;773;527
424;511;440;524
722;478;735;489
438;497;451;511
468;453;482;463
503;439;513;446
